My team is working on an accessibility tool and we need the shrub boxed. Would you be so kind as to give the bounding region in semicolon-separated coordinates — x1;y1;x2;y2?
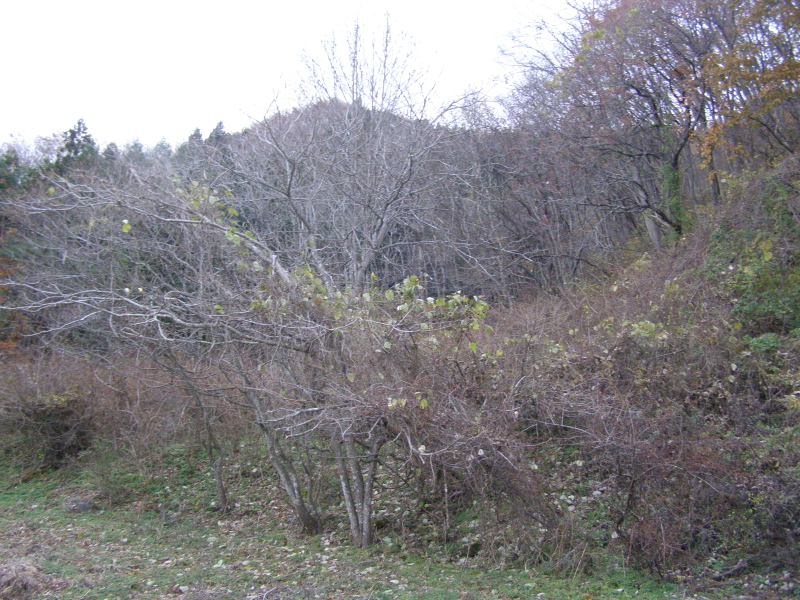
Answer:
0;362;97;470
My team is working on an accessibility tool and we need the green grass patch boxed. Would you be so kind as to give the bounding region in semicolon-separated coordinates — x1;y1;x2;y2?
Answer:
0;459;732;600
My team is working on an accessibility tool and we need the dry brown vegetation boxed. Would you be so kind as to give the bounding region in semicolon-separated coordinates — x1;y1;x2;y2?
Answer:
1;162;798;584
1;1;799;589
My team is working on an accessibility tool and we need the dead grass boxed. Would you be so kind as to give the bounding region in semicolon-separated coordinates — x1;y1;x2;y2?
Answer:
0;560;68;599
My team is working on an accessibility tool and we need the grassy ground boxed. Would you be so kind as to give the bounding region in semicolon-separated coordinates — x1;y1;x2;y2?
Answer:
0;446;777;600
0;450;736;600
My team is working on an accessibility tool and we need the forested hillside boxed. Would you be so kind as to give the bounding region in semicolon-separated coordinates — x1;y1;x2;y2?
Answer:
1;0;798;588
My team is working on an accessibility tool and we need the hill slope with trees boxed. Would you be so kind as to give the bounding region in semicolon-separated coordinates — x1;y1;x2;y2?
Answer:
1;0;798;588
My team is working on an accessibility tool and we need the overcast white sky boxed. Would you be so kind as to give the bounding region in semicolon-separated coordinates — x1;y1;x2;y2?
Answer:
2;0;564;150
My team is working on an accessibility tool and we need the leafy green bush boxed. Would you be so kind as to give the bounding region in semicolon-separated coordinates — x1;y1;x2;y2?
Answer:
707;169;800;336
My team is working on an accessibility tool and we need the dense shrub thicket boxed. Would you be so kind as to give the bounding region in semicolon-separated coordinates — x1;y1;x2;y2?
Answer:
1;0;798;579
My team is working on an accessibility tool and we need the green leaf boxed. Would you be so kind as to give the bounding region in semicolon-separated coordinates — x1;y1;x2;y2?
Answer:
121;220;132;233
383;340;392;350
347;373;355;382
225;229;241;245
214;304;224;313
469;341;477;353
385;289;395;301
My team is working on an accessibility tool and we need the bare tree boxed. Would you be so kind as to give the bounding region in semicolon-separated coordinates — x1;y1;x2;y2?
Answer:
212;22;489;295
1;23;562;546
503;0;735;255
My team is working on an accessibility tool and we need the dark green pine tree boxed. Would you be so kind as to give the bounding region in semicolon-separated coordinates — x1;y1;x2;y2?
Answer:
54;119;99;174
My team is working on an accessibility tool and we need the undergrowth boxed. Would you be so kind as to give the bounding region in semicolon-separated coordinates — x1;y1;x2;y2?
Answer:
1;161;799;596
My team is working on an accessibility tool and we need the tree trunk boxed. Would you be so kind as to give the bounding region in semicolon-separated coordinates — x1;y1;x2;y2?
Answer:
334;431;383;547
235;360;321;535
